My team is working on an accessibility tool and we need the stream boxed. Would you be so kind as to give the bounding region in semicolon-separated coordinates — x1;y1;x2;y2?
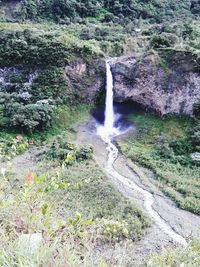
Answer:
102;137;187;247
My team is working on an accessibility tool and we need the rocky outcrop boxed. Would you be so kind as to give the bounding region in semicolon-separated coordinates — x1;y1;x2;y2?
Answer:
65;59;105;103
110;53;200;115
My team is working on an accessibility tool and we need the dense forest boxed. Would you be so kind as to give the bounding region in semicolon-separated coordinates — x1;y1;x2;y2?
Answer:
0;0;199;23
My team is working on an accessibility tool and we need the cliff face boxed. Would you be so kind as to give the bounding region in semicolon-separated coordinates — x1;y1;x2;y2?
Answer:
1;53;199;116
110;53;200;115
66;53;200;115
64;59;105;103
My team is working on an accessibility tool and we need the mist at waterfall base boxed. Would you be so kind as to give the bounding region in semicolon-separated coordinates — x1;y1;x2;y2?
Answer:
93;102;142;129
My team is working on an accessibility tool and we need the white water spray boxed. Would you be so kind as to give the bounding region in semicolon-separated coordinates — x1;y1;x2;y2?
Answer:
97;59;187;247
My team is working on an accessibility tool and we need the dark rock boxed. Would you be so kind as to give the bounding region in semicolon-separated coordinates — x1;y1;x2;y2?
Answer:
64;58;105;103
110;52;200;115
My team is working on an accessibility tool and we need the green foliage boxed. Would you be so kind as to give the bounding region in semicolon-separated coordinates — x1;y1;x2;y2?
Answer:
0;25;103;68
0;29;67;67
0;92;54;133
146;21;200;70
151;34;172;48
193;102;200;118
147;240;200;267
0;154;150;266
21;104;91;144
4;0;194;24
0;135;29;159
10;103;54;133
76;146;93;161
151;33;179;49
191;0;200;15
191;122;200;152
0;23;122;135
31;67;68;101
190;104;200;152
45;134;93;165
98;218;129;241
119;112;200;215
53;161;151;240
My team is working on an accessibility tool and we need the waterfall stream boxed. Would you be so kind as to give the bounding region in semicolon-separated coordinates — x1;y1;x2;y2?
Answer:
104;61;115;133
97;60;187;247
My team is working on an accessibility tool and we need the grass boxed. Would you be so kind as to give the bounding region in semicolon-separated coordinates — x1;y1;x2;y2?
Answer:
30;104;92;143
145;240;200;267
47;160;150;238
0;105;150;266
0;159;150;266
118;112;200;215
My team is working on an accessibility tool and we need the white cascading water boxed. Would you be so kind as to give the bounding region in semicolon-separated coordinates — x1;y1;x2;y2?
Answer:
97;60;119;141
97;61;120;140
97;60;187;247
104;61;115;133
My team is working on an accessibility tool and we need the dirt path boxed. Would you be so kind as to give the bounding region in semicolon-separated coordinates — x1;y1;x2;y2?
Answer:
76;119;200;259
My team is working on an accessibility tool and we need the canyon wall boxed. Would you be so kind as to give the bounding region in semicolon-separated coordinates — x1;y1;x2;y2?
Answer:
110;52;200;115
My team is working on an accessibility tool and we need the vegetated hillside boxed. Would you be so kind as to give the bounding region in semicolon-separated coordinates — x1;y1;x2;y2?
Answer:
0;21;126;134
0;113;150;266
1;18;200;134
118;112;200;215
0;2;200;267
0;0;197;23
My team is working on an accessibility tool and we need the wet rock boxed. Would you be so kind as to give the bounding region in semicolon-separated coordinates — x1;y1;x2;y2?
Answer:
66;52;200;113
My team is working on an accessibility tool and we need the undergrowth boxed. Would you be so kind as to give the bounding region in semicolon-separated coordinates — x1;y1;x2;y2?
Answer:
118;112;200;215
146;240;200;267
0;110;150;266
0;158;150;266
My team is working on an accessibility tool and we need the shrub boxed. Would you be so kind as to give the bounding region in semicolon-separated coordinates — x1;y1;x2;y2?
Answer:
191;123;200;152
151;34;172;48
148;240;200;267
1;0;193;24
0;136;29;159
31;67;67;101
10;103;54;133
0;29;67;67
46;134;93;165
76;146;93;161
97;218;129;241
193;102;200;118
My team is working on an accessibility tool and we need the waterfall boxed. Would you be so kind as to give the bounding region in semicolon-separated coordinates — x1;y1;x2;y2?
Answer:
104;61;115;134
97;60;119;141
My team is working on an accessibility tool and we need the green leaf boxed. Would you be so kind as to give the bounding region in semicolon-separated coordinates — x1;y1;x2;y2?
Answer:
41;203;49;215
